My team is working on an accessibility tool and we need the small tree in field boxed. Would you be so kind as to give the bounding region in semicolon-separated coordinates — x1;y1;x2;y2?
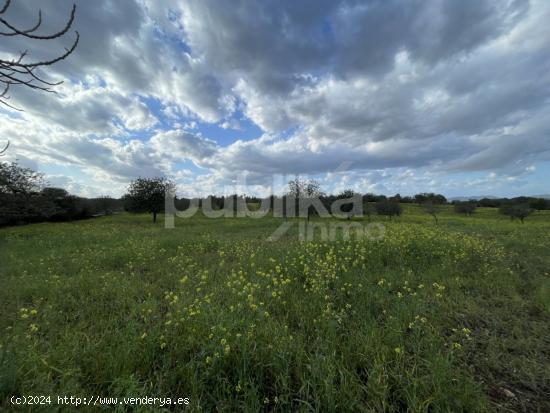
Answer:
287;177;324;220
423;201;440;225
454;201;477;216
124;177;174;223
335;189;359;220
499;203;533;223
363;202;374;222
375;199;401;220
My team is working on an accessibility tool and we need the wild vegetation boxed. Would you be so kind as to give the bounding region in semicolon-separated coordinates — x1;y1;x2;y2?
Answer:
0;161;122;226
2;163;548;227
1;205;549;412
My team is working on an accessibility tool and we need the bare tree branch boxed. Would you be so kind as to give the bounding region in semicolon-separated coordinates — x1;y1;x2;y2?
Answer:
0;0;11;15
0;1;78;109
0;9;42;36
0;140;9;156
0;3;76;40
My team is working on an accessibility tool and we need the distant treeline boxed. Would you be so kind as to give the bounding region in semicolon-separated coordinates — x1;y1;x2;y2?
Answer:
2;159;549;227
456;196;550;210
0;161;123;226
0;189;123;226
175;192;447;210
175;193;550;211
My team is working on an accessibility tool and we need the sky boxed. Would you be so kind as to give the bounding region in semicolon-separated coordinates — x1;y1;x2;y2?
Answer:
1;0;549;198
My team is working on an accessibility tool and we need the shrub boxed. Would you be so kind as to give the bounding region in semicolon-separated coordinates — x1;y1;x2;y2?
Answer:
498;203;534;223
375;199;402;220
454;201;477;216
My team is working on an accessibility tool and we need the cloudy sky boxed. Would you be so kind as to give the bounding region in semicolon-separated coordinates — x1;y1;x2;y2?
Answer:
1;0;549;198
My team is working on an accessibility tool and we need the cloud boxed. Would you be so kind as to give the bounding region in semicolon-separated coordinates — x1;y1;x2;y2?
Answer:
1;0;549;197
4;0;233;123
150;130;218;163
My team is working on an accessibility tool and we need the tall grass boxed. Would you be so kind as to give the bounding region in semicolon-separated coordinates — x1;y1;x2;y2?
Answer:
1;207;549;411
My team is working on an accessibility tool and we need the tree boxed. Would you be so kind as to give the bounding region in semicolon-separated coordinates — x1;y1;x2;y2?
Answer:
96;196;117;215
499;203;533;223
478;198;499;208
124;177;174;223
363;202;374;222
375;199;402;220
362;193;378;203
287;177;324;220
40;187;69;199
454;201;477;216
0;163;87;225
0;141;8;156
40;187;88;221
287;177;322;199
1;161;43;224
529;198;549;211
414;192;447;205
335;189;358;220
0;0;79;109
423;201;440;225
0;160;45;194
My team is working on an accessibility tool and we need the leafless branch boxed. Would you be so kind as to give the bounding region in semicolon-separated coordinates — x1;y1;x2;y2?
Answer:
0;140;9;156
0;0;11;15
0;1;78;109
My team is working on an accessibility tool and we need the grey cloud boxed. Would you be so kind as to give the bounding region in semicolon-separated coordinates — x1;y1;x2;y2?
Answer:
151;130;218;163
176;0;528;92
2;0;231;123
2;0;549;195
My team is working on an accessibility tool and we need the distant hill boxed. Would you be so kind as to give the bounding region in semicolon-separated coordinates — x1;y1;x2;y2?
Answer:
450;195;550;201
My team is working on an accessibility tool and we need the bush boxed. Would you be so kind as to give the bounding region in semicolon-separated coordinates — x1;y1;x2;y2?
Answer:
454;201;477;216
375;199;402;220
498;203;534;223
0;162;108;226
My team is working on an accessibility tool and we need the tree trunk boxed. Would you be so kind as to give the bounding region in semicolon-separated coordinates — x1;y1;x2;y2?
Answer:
153;211;157;223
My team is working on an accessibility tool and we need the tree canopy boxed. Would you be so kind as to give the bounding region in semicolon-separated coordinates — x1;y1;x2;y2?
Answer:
0;160;45;194
123;177;174;223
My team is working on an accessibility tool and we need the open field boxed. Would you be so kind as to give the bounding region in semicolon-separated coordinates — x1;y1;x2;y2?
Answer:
1;205;549;412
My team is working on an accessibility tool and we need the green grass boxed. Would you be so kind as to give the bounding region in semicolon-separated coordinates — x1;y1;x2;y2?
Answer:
1;206;549;412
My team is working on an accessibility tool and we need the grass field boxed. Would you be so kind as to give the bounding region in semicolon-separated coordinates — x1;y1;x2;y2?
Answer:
1;205;549;412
